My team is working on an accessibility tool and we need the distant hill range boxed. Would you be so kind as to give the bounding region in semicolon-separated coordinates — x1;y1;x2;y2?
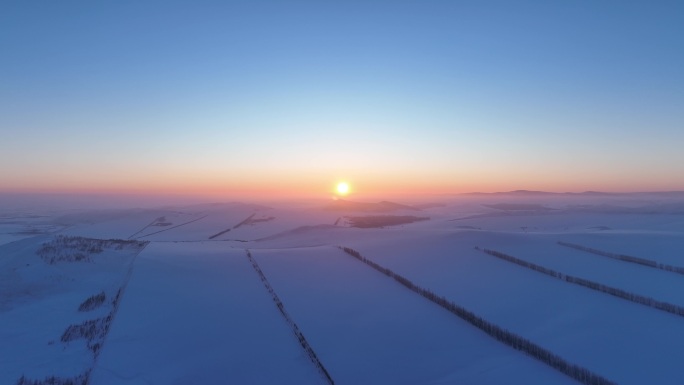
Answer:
462;190;684;197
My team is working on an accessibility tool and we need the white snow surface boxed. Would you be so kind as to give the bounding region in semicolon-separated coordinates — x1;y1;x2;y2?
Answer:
3;194;684;384
251;246;576;385
0;235;143;383
90;242;322;385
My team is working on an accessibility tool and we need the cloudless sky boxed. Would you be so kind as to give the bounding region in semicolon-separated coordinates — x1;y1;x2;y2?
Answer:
1;1;683;198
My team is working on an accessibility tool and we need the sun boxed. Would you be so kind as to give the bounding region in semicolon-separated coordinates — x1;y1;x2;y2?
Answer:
336;182;350;195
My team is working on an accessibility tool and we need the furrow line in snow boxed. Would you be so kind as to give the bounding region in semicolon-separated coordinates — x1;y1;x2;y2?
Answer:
338;246;617;385
557;241;684;276
245;249;335;385
477;247;684;320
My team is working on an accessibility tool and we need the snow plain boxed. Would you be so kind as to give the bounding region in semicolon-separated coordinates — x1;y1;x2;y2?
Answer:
3;193;684;384
90;242;323;385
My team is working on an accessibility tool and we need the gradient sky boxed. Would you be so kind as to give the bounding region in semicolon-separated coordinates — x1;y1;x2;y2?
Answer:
1;1;683;198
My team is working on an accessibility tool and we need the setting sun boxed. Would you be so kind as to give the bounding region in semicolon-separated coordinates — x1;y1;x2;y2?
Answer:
336;182;350;195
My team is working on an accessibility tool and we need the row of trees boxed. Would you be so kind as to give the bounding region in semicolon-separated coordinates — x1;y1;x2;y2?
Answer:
61;286;127;357
16;370;90;385
111;288;123;308
245;250;335;385
558;241;684;275
16;248;139;385
475;247;565;279
36;236;147;264
37;250;91;264
233;213;256;229
338;246;617;385
478;247;684;319
78;291;106;312
567;275;684;317
344;215;430;228
60;314;112;355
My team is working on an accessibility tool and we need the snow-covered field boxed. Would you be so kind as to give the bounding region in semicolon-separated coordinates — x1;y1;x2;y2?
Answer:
90;243;323;385
2;192;684;384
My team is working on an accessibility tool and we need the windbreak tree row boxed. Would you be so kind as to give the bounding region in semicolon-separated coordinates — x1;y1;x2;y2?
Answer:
245;250;335;385
78;291;106;312
338;246;617;385
62;287;125;358
558;241;684;276
134;215;208;239
16;239;147;385
36;236;147;264
477;247;684;319
16;372;90;385
17;287;124;385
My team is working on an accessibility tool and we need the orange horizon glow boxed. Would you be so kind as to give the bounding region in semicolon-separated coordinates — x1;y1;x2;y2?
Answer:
3;156;684;200
3;173;684;202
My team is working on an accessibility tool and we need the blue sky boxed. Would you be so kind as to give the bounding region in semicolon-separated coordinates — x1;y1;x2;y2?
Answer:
1;1;683;196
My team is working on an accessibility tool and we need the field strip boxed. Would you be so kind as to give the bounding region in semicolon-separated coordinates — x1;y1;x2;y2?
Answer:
246;249;335;385
477;247;684;319
134;215;208;239
558;241;684;276
338;246;617;385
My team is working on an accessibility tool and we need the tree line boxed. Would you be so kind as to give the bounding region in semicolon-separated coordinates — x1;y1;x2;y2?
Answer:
16;370;90;385
245;250;335;385
477;247;684;319
60;314;112;356
78;291;106;312
36;235;147;264
558;241;684;276
16;258;135;385
338;246;617;385
61;286;128;358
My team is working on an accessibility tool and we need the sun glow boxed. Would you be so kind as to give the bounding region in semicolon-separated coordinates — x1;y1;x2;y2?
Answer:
336;182;350;195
